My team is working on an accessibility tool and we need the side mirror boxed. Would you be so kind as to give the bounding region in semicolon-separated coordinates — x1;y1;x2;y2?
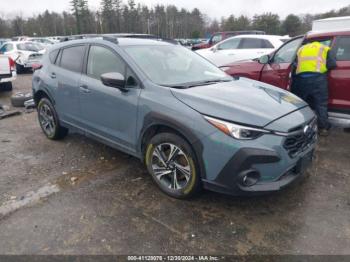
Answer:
211;46;218;52
101;72;126;90
258;55;270;64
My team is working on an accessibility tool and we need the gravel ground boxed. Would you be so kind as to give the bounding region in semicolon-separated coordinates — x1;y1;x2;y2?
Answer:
0;74;349;255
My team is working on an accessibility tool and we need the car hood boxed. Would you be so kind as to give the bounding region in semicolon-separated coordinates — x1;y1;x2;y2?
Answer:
171;78;307;127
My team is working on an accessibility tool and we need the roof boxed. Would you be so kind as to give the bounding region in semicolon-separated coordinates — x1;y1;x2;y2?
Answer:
228;34;289;39
53;37;174;49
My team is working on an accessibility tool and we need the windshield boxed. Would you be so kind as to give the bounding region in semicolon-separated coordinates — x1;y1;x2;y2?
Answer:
123;45;231;87
17;42;44;52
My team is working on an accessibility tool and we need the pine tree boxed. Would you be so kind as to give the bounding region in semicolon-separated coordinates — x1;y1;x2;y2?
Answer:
101;0;114;33
70;0;81;34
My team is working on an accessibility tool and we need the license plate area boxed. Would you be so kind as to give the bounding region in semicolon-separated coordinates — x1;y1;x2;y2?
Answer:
295;150;314;174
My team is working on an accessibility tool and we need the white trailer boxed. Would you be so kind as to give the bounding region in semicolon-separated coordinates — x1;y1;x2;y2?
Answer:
0;55;16;91
312;16;350;32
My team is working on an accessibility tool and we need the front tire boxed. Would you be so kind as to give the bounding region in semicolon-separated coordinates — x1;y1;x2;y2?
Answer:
37;98;68;140
16;63;24;74
145;133;201;199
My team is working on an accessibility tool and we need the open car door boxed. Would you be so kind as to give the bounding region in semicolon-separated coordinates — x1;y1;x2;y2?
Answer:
260;37;303;90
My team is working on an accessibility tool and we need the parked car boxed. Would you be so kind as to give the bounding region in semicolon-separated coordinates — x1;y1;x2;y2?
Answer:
196;35;289;67
28;37;55;48
0;41;46;73
0;55;16;91
32;37;317;199
192;30;266;51
222;31;350;128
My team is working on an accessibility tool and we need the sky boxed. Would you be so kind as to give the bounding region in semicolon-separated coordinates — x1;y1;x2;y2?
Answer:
0;0;349;19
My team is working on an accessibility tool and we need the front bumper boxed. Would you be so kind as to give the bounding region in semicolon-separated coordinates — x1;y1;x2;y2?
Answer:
197;130;316;196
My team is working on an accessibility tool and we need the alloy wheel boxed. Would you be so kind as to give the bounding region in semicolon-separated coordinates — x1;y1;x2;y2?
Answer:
151;143;192;190
39;104;56;137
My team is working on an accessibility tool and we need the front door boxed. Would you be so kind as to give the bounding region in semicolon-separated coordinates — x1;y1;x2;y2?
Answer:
79;45;141;151
328;36;350;112
260;37;303;90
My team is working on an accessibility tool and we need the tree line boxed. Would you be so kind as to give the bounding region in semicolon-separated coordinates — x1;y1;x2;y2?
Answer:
0;1;349;39
216;5;350;37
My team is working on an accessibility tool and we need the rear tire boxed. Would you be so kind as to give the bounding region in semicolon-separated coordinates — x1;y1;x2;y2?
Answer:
144;132;201;199
16;63;24;74
37;98;68;140
0;82;13;91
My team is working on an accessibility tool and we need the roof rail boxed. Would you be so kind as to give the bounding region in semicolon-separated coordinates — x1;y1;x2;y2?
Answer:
102;35;119;44
101;34;178;45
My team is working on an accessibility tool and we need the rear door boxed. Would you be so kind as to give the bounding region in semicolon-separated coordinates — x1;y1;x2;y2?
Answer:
328;36;350;112
237;37;275;61
79;44;141;151
54;45;86;125
260;37;303;89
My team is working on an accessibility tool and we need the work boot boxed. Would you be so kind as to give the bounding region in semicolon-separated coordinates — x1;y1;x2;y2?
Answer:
319;129;329;137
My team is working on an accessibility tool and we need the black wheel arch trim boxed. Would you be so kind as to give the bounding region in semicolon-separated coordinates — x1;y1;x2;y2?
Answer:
33;87;56;106
138;111;207;179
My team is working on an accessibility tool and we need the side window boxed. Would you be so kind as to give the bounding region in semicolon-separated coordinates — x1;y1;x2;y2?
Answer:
320;39;332;47
218;38;241;50
0;45;6;53
273;38;303;63
49;49;60;64
239;38;265;49
211;34;222;45
7;44;14;51
60;45;85;73
87;45;126;80
262;40;274;48
334;36;350;61
1;44;13;52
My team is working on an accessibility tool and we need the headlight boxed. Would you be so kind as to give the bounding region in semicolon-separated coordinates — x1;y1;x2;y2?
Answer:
204;116;270;140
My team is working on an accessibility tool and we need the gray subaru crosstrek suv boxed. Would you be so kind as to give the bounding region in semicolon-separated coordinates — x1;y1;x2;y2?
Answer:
32;37;317;199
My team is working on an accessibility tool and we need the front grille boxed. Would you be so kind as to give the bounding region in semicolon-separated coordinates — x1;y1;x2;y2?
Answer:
283;118;317;158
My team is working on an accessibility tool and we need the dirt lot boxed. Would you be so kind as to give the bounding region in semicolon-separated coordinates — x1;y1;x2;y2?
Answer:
0;74;349;255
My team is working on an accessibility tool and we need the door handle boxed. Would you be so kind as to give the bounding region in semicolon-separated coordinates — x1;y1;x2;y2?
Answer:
50;72;56;79
80;85;91;93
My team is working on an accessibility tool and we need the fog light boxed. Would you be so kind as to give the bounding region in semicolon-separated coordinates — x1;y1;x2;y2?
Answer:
240;169;260;187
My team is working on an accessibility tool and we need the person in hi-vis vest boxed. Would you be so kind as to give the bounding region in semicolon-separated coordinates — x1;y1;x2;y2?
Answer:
292;41;337;136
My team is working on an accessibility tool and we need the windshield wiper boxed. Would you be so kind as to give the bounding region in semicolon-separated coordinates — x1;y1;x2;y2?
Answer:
162;79;232;89
187;79;232;88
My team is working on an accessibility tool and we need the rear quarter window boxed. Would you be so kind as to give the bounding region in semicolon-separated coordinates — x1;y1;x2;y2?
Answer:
239;38;269;49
